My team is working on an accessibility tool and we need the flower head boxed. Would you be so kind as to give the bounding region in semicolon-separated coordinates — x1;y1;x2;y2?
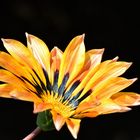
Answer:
0;33;140;139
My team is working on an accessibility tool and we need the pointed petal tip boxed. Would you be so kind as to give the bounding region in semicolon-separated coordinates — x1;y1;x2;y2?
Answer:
126;62;133;67
25;32;32;44
112;56;119;61
1;38;4;41
101;48;105;51
78;33;85;41
51;111;66;131
25;32;29;38
99;48;105;54
55;123;62;131
73;134;78;139
82;33;85;39
25;32;33;38
1;38;10;44
131;77;138;82
66;119;81;139
53;46;59;50
121;106;131;112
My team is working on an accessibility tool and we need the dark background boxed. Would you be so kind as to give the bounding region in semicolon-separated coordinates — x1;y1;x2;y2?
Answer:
0;0;140;140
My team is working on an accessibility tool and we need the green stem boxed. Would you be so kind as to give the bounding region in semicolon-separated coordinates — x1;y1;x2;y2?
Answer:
23;127;41;140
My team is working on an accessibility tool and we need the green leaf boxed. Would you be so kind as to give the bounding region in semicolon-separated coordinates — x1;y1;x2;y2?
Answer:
36;110;55;131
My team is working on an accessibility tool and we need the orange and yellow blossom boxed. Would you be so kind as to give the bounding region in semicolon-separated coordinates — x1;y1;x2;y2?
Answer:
0;33;140;139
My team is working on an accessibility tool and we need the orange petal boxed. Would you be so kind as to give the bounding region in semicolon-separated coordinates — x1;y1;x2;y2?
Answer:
66;118;81;139
111;92;140;106
10;89;41;102
33;102;52;113
92;77;137;101
1;38;46;85
86;99;131;116
0;68;39;93
99;99;131;114
74;111;99;118
51;110;66;131
50;47;63;84
26;33;50;80
2;38;34;69
0;84;40;102
51;47;63;71
75;100;100;114
73;59;121;99
58;34;85;87
81;48;104;72
68;49;104;97
0;84;14;98
0;52;32;80
0;69;24;86
81;61;132;96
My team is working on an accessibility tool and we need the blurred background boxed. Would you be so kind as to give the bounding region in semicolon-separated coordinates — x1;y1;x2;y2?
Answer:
0;0;140;140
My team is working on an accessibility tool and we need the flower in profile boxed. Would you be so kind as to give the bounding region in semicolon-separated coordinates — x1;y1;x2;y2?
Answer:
0;33;140;139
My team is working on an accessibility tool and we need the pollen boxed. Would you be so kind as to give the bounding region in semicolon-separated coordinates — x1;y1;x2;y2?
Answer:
41;92;74;118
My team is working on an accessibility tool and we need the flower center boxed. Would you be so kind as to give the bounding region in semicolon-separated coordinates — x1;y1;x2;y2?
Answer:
41;92;74;118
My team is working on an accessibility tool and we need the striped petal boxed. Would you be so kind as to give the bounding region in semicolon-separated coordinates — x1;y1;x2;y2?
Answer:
1;40;45;85
26;33;50;80
71;58;119;98
0;69;25;87
58;34;85;88
0;84;40;102
81;61;132;96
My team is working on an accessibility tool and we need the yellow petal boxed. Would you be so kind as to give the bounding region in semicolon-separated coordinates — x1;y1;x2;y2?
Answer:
0;52;29;78
9;89;41;102
67;49;104;96
1;38;45;85
72;59;120;99
66;118;81;139
26;33;50;80
75;101;100;114
0;84;40;102
82;61;132;96
111;92;140;106
51;110;66;131
91;99;131;115
2;38;33;68
92;77;137;101
81;48;104;72
0;67;39;93
0;84;14;98
0;69;24;86
58;34;85;88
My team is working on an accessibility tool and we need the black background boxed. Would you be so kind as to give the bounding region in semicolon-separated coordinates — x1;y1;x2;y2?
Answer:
0;0;140;140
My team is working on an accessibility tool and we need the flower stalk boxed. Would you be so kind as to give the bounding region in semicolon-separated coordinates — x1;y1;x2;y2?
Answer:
23;127;41;140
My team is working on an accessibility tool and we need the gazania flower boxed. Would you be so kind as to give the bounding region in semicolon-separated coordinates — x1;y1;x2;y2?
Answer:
0;33;140;139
